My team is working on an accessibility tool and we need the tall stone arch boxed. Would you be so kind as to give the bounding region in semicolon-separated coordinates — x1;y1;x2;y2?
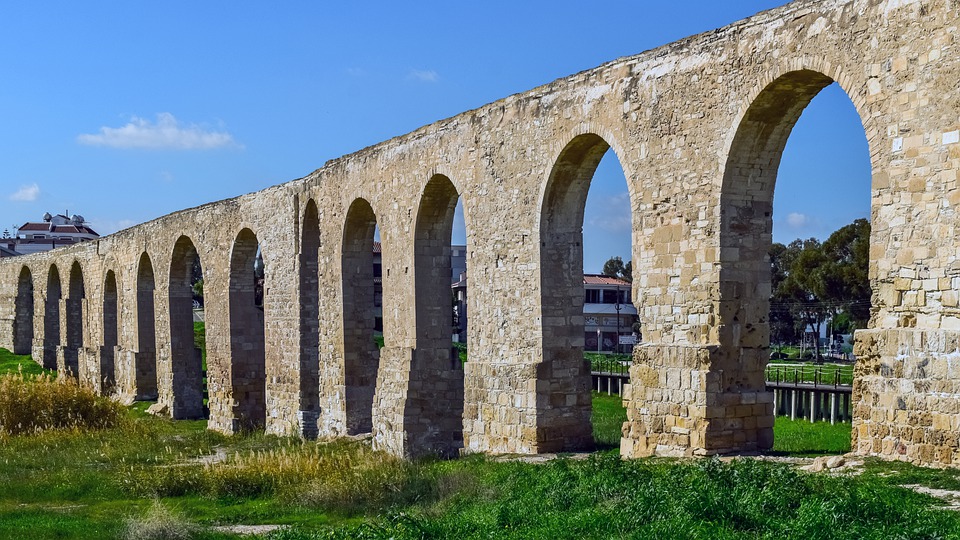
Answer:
101;269;119;391
135;253;159;400
63;261;86;376
13;266;34;356
298;199;321;438
339;198;379;436
169;235;206;419
228;228;266;431
39;265;62;371
409;174;465;457
534;133;619;452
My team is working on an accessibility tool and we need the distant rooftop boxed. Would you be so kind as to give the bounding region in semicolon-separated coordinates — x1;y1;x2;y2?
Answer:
583;274;631;287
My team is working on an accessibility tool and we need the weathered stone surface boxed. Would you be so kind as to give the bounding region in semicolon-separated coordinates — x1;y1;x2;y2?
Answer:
1;0;960;466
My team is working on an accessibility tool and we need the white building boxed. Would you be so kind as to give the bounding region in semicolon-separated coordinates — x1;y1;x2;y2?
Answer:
8;212;99;255
583;274;638;354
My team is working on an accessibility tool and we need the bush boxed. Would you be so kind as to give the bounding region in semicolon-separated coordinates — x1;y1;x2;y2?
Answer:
123;501;197;540
0;372;125;435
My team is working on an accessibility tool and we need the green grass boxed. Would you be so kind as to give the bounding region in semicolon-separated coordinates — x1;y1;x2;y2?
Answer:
592;392;627;450
195;321;207;369
771;417;852;456
0;348;45;376
0;349;958;539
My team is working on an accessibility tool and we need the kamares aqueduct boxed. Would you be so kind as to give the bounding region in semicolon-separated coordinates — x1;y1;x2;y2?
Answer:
2;0;960;467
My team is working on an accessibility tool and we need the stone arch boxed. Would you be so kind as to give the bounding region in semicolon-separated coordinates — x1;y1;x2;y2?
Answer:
13;266;34;355
410;173;465;455
63;261;86;376
535;132;629;452
340;198;379;435
135;252;159;400
41;265;62;370
101;269;119;390
228;227;266;431
298;199;321;436
716;67;872;453
169;235;205;419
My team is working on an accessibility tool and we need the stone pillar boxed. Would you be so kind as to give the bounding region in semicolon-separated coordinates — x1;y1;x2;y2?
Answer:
621;344;773;458
170;344;204;419
371;345;464;458
853;328;960;467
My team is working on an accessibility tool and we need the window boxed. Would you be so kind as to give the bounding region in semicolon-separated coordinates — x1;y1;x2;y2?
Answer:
602;289;618;304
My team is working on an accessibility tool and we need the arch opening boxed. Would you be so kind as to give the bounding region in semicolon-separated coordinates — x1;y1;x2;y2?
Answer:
102;270;118;390
719;71;871;452
298;200;321;437
539;133;634;452
136;253;159;400
42;265;62;371
169;236;207;420
63;261;85;377
14;266;34;356
229;228;266;431
411;174;466;456
341;199;379;435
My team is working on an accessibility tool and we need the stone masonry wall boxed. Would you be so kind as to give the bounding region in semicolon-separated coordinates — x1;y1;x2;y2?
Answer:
1;0;960;466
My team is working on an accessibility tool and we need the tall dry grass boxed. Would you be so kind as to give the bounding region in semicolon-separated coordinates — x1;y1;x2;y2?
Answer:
123;501;198;540
0;372;125;435
127;439;439;513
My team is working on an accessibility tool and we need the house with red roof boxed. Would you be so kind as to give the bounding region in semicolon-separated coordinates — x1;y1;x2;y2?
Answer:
7;212;99;255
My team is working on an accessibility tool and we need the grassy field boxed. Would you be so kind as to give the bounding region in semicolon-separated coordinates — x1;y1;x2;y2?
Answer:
1;349;958;539
0;347;45;376
771;417;851;455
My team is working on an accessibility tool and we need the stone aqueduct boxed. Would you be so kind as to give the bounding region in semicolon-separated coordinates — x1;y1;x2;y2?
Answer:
2;0;960;466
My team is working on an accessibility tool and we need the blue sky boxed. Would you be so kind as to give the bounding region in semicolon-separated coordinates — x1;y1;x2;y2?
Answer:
1;1;869;273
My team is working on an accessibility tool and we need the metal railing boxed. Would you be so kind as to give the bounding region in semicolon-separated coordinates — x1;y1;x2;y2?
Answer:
764;363;854;388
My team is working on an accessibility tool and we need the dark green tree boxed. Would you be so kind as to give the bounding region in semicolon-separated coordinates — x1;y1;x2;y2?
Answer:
769;218;871;360
602;256;625;279
601;256;633;283
820;218;871;329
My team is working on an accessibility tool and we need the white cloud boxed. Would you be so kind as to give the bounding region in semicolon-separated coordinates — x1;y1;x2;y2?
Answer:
786;212;809;228
9;183;39;202
77;113;240;150
587;192;632;233
408;69;439;83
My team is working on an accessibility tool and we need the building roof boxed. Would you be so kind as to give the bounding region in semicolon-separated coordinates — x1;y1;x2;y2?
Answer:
583;274;631;287
0;245;20;257
18;222;100;236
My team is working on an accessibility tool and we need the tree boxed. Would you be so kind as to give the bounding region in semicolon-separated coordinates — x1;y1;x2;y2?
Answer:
601;256;632;283
769;218;871;360
602;256;625;279
820;218;871;328
771;238;829;360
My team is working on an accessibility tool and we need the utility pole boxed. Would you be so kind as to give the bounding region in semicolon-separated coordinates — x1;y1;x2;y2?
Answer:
615;283;621;356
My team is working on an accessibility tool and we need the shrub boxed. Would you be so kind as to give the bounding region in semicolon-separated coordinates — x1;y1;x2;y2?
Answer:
123;501;198;540
0;372;125;435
